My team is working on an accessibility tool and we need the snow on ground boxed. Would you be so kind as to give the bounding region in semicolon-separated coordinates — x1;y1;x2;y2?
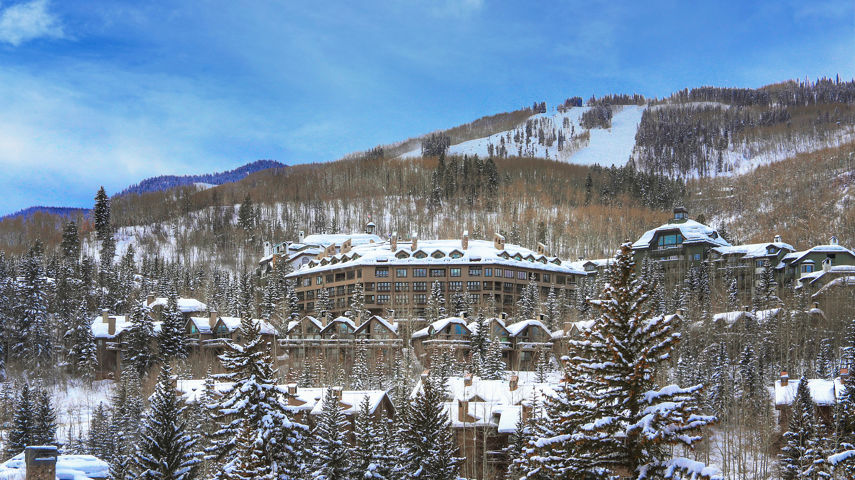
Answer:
51;380;114;444
398;105;646;168
722;126;855;176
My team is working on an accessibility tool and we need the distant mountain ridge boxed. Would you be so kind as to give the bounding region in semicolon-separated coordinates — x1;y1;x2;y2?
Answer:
118;159;285;196
1;206;89;221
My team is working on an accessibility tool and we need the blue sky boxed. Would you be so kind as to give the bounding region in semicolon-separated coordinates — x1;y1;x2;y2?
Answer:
0;0;852;215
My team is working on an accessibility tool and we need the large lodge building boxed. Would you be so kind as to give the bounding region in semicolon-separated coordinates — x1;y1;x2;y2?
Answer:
283;230;586;318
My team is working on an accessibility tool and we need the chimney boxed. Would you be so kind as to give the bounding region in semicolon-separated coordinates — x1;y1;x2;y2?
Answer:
287;383;298;395
25;446;57;480
411;235;418;251
102;309;116;336
421;369;430;379
460;311;468;319
537;242;549;256
830;236;839;246
332;386;343;401
462;230;469;250
509;375;519;391
298;230;305;244
841;367;849;379
458;400;469;422
780;371;789;387
493;232;505;251
391;231;398;251
365;221;376;234
774;234;782;243
823;258;832;272
538;313;546;323
321;311;330;327
675;308;685;317
500;312;508;321
209;310;218;330
562;320;573;334
342;238;352;254
464;372;473;386
146;293;155;306
521;404;532;423
813;302;820;310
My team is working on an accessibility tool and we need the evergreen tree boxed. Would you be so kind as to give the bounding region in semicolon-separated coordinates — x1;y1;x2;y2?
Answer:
6;383;34;458
210;317;306;479
534;346;552;383
127;301;157;377
706;342;732;418
544;285;562;330
158;291;188;361
133;363;201;480
351;395;391;480
310;387;351;480
94;186;111;242
425;281;446;323
835;318;855;476
315;286;332;318
396;376;459;480
12;242;52;368
237;194;255;233
468;314;489;375
347;282;369;325
88;402;113;461
816;338;834;378
481;335;506;380
781;376;825;480
32;386;57;446
61;221;81;262
351;341;370;390
516;276;540;320
67;301;98;380
111;369;145;473
533;243;716;478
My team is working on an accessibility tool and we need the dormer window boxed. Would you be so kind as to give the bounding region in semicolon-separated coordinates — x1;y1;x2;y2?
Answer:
657;233;684;249
431;250;445;259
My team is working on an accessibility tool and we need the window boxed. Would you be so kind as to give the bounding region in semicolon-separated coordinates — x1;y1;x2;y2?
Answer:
450;268;461;277
303;278;311;287
190;324;198;334
413;268;427;277
336;286;345;296
469;267;481;276
430;268;446;277
394;294;409;305
327;287;335;297
656;233;684;249
505;270;514;279
543;274;550;283
454;324;463;334
469;294;479;304
306;302;314;312
449;250;463;259
377;282;391;292
517;271;526;280
366;295;375;303
306;290;315;300
413;282;427;292
357;270;362;278
326;274;334;283
395;282;409;292
484;268;492;277
365;282;375;291
495;268;502;277
693;254;702;261
347;271;355;280
556;275;565;284
467;281;481;291
375;267;389;277
504;282;513;292
802;264;814;273
396;268;408;278
431;250;445;259
414;294;427;305
316;276;323;285
377;294;390;305
335;273;345;282
297;292;304;301
449;281;463;291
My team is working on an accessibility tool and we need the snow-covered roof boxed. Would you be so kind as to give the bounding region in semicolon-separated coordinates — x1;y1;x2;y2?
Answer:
286;238;584;277
186;316;276;335
466;317;508;335
300;233;383;247
632;219;730;250
412;316;471;339
563;258;611;271
176;379;233;404
91;315;130;338
320;316;356;334
353;315;399;335
711;241;794;259
144;297;208;313
754;308;782;323
0;452;110;480
712;310;753;327
813;276;855;298
774;377;845;407
784;243;855;265
308;388;389;416
505;319;551;337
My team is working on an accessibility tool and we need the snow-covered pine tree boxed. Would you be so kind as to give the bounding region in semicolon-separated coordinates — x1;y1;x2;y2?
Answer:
564;242;717;478
816;338;834;378
111;369;145;472
544;285;562;330
61;221;81;262
835;318;855;476
67;301;98;380
506;405;543;480
315;286;332;318
5;383;34;458
94;186;111;242
310;387;351;480
396;376;459;480
725;266;739;311
425;281;446;323
469;314;488;374
31;386;57;446
132;363;201;480
210;317;306;480
282;278;300;322
351;341;370;390
191;370;219;478
780;375;825;480
516;276;540;320
88;402;114;461
534;346;552;383
12;242;52;368
351;395;391;480
347;282;369;325
260;278;278;322
481;335;506;380
706;342;732;419
126;301;157;377
159;290;188;361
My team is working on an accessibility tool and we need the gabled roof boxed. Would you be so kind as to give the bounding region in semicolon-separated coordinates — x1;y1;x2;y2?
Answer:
467;317;508;336
632;219;730;250
301;233;383;247
784;243;855;265
187;316;276;336
145;297;208;313
308;388;390;416
412;316;471;339
775;377;845;407
505;319;551;337
320;316;356;334
353;315;399;335
712;241;794;259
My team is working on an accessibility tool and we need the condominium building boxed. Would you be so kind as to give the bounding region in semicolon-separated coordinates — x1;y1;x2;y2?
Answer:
285;232;586;318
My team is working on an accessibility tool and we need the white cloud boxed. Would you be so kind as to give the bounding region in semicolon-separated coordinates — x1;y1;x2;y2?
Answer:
0;0;64;46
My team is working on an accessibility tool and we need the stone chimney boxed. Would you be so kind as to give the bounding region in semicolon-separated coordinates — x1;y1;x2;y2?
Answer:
774;234;782;243
146;293;155;306
780;371;789;387
823;258;832;272
287;383;298;395
493;232;505;251
460;311;468;319
25;445;57;480
464;372;473;386
509;375;519;391
332;386;343;401
411;235;418;251
321;312;330;328
391;231;398;251
538;313;546;323
421;369;430;379
462;230;469;250
209;310;218;330
675;308;685;317
102;309;115;336
521;404;532;423
841;367;849;379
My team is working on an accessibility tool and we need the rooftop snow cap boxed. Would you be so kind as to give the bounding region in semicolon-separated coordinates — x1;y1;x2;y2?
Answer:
365;221;376;234
673;206;688;222
831;236;839;246
775;234;782;243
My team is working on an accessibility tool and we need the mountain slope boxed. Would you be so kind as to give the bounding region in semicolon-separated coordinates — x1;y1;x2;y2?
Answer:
118;159;285;196
1;206;89;221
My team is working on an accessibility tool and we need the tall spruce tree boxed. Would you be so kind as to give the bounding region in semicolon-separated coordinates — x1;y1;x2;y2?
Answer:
310;387;351;480
425;281;446;322
67;302;98;380
94;187;111;242
133;363;201;480
781;376;825;479
31;386;57;446
396;376;459;480
6;383;34;458
61;221;81;262
516;276;540;320
12;242;52;368
351;395;391;480
158;291;188;361
126;301;157;377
